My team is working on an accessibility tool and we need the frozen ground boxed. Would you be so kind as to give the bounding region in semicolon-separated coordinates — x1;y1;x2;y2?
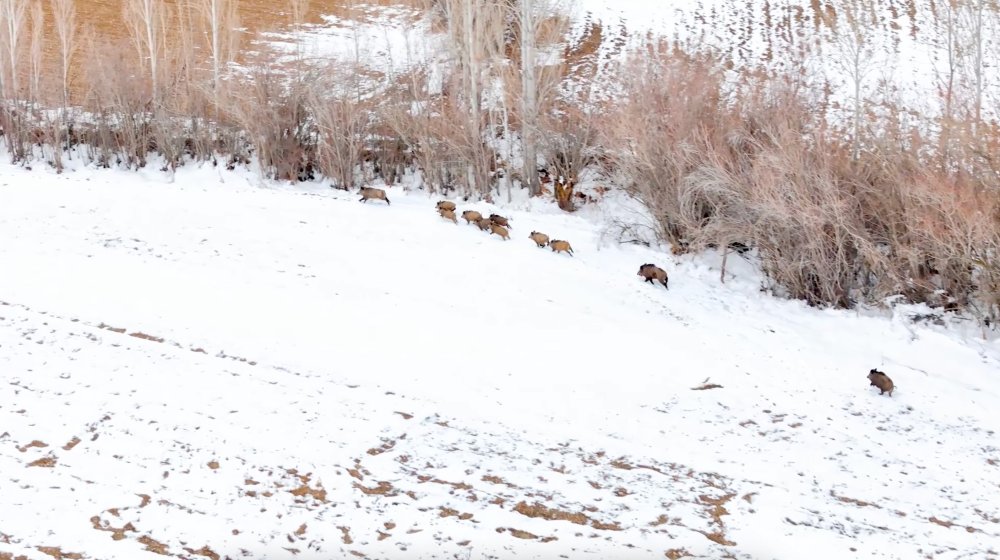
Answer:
0;160;999;560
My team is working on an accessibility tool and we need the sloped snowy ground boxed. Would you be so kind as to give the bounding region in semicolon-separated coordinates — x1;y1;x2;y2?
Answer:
1;160;999;560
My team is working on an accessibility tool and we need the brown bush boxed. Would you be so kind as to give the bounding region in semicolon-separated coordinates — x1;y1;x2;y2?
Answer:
605;42;1000;320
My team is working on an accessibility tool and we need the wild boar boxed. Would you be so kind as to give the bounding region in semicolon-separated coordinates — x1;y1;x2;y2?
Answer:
489;214;511;229
438;208;458;224
476;217;493;231
359;187;390;205
637;263;669;289
549;239;574;256
462;210;483;224
867;368;894;397
489;222;510;240
528;231;549;247
436;200;457;212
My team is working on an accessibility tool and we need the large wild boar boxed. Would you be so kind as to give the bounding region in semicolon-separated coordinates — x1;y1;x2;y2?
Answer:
867;368;894;397
549;239;574;256
462;210;483;224
637;263;669;289
359;187;390;205
528;231;549;248
489;222;510;240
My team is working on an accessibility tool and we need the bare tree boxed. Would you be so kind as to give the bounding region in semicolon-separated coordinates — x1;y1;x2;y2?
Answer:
194;0;239;119
123;0;168;105
27;0;41;104
0;0;28;98
824;0;881;159
49;0;76;110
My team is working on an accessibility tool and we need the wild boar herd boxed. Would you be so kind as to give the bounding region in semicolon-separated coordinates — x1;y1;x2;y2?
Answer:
435;200;575;255
360;187;898;400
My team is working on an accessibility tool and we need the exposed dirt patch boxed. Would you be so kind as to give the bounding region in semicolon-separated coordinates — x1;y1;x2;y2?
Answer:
496;527;538;540
439;507;474;520
27;456;57;468
183;545;220;560
353;481;395;496
17;440;48;452
482;474;518;488
290;483;328;502
665;548;691;559
36;547;83;559
338;526;353;545
691;383;723;391
699;530;736;546
90;516;136;540
62;437;81;451
129;331;165;343
394;411;413;420
831;491;879;508
0;553;29;560
137;494;151;507
294;524;307;537
367;439;396;456
700;493;736;521
514;501;588;525
137;535;169;555
97;323;126;334
650;515;670;527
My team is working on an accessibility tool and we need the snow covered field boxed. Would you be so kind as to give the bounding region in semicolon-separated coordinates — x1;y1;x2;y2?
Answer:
1;159;999;560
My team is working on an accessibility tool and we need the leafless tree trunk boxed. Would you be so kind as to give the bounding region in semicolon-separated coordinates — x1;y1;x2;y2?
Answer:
123;0;167;105
49;0;76;111
0;0;28;99
826;0;879;160
520;0;539;196
194;0;239;120
27;0;41;104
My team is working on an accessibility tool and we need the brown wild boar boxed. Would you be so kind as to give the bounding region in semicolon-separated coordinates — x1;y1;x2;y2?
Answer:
476;217;492;231
868;368;894;396
438;208;458;224
436;200;457;212
489;222;510;240
462;210;483;224
637;263;669;289
489;214;512;229
359;187;390;205
528;231;549;247
549;239;574;256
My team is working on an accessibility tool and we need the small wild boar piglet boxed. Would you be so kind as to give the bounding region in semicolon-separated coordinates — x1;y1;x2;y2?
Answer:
637;263;669;289
359;187;390;205
528;231;549;247
462;210;483;224
489;222;510;240
549;239;574;256
867;368;894;396
438;208;458;224
476;217;493;231
436;200;457;212
489;214;512;229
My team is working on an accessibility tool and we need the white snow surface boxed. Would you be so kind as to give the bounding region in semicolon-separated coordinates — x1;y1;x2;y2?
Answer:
0;160;999;559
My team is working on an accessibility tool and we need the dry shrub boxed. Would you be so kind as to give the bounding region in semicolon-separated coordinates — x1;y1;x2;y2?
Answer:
607;42;1000;319
305;62;371;190
228;66;316;182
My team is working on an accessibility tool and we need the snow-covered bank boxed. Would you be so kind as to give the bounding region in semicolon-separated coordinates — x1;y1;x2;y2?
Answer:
0;161;998;559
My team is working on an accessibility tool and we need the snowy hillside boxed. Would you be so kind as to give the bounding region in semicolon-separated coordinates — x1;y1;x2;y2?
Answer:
1;160;999;559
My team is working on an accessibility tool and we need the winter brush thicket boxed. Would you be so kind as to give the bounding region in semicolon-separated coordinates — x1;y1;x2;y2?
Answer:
0;0;997;321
